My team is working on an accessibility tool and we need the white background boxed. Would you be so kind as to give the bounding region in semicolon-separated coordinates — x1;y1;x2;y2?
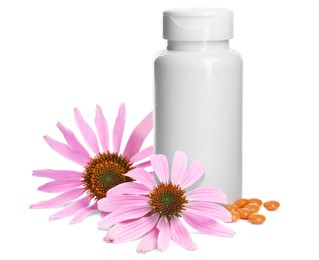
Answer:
1;0;319;259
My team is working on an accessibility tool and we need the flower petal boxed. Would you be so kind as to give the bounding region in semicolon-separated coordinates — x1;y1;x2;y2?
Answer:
49;196;91;221
126;168;156;189
104;214;158;243
156;217;171;252
112;103;126;153
100;211;109;219
95;105;109;152
151;154;169;183
170;216;197;250
186;187;228;204
136;228;159;253
99;204;150;228
74;108;99;154
130;146;154;163
37;180;82;193
69;202;98;224
30;188;84;208
32;169;82;180
179;160;205;189
44;136;87;166
134;160;151;169
56;122;91;161
98;194;149;212
181;211;234;237
106;182;151;196
185;202;232;222
171;151;188;185
123;111;153;159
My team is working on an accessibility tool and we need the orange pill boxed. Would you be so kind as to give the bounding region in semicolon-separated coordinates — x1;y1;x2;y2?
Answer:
248;214;266;224
237;208;252;219
229;211;240;222
234;198;249;208
248;198;263;206
224;204;239;212
244;203;260;213
263;200;280;211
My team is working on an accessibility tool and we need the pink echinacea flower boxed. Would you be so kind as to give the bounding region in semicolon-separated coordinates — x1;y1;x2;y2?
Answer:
31;104;153;224
98;151;234;253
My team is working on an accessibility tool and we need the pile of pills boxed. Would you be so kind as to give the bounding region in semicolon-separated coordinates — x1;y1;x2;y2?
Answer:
224;198;280;224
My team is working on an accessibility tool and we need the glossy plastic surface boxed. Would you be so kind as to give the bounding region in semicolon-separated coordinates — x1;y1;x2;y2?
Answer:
154;40;242;203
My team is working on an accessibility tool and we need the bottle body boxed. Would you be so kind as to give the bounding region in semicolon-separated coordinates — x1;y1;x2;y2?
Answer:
154;42;242;203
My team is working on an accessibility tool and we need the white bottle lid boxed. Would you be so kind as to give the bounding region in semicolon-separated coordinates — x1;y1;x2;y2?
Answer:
163;8;233;41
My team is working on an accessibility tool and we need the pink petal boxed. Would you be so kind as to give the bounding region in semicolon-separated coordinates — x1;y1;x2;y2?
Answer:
30;188;84;208
106;182;151;196
101;211;109;219
112;103;126;153
38;180;82;193
136;228;159;253
181;211;234;237
134;160;151;169
185;202;232;222
99;205;150;228
95;105;109;152
104;214;158;243
69;202;98;224
123;111;153;159
179;160;205;189
49;196;91;221
170;216;197;250
156;217;171;252
32;169;82;180
56;122;91;161
74;108;99;154
151;154;169;183
126;168;156;189
186;187;228;204
130;146;154;163
44;136;87;166
97;194;149;212
171;151;188;185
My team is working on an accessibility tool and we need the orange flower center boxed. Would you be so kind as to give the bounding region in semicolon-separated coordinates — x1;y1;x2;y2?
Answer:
83;152;134;200
148;183;188;218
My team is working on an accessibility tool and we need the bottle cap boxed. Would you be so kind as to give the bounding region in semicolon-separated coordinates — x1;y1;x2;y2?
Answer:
163;8;233;41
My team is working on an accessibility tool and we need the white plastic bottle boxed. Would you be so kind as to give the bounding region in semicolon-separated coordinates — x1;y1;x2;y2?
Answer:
154;8;243;203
